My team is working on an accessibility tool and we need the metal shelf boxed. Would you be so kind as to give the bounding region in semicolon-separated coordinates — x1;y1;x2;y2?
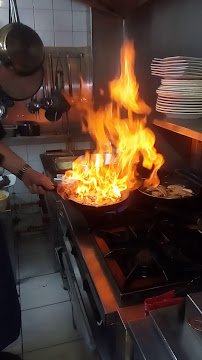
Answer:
153;118;202;141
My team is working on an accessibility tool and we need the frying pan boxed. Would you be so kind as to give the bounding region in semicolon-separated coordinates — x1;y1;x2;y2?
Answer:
139;176;200;204
67;193;130;214
56;179;130;213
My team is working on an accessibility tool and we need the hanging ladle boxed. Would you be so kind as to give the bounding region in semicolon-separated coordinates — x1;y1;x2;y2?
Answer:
40;65;52;110
27;94;41;114
45;53;70;122
45;53;61;121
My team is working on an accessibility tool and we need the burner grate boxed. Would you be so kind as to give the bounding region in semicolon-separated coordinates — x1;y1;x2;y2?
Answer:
93;214;202;306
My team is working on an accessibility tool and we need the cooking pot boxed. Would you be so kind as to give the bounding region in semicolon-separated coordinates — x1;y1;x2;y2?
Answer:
0;0;44;101
0;0;44;74
17;121;40;136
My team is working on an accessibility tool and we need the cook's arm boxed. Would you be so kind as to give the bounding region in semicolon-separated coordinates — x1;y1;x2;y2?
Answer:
0;141;54;194
0;142;27;175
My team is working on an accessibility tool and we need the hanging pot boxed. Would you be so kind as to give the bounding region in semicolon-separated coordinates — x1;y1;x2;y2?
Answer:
0;0;44;74
0;0;44;101
0;65;44;101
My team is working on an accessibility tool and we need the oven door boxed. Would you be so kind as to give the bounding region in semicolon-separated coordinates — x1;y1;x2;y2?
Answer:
63;235;129;360
56;203;128;360
61;247;97;353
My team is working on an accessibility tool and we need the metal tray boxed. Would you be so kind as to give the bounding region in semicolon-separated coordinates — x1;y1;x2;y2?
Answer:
54;156;78;171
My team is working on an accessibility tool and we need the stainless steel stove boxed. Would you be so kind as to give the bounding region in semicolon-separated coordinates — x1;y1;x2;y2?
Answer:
41;151;202;360
74;192;202;307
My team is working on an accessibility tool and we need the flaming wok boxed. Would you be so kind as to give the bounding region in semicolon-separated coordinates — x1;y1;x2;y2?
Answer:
57;41;165;209
57;153;130;210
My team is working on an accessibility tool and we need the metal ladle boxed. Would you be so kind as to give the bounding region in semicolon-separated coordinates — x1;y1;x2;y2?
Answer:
40;75;52;110
27;94;41;114
0;102;7;119
45;53;62;121
45;53;70;122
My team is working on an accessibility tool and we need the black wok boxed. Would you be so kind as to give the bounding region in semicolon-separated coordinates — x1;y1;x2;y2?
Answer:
57;186;130;214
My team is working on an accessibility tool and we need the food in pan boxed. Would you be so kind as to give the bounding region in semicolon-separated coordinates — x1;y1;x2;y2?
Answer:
144;184;193;199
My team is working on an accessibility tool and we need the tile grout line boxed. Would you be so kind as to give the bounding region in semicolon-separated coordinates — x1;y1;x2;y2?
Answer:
22;337;83;355
19;270;61;282
21;299;71;313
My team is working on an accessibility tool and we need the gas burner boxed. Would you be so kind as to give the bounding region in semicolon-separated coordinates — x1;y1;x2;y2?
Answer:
93;214;202;306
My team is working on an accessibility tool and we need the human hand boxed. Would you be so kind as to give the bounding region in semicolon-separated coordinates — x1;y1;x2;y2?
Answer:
22;167;54;195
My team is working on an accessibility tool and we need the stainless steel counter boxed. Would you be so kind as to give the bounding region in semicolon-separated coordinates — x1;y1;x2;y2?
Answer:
4;134;92;146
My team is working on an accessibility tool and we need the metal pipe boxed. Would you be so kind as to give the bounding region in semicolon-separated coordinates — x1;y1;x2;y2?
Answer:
66;54;73;96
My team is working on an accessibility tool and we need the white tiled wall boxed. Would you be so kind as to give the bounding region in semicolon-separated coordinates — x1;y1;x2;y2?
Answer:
7;139;91;205
8;143;67;204
0;0;90;47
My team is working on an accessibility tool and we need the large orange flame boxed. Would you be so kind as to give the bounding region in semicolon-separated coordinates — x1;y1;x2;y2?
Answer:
58;40;164;206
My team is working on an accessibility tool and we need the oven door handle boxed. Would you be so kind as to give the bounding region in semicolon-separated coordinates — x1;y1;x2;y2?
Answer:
55;246;68;280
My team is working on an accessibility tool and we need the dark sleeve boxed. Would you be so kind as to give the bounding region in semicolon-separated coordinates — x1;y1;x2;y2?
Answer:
0;122;5;140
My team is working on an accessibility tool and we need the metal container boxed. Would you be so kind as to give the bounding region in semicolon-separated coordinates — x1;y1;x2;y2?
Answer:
3;124;17;137
0;22;44;75
17;121;40;136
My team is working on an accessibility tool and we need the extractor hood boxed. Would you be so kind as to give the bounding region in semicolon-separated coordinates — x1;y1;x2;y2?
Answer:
81;0;150;17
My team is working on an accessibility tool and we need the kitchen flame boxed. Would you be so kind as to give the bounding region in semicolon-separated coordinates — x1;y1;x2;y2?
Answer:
58;40;164;206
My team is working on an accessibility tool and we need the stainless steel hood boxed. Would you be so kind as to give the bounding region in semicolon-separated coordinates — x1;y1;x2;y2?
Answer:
80;0;150;17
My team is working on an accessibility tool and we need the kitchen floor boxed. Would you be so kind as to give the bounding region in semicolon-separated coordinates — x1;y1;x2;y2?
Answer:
5;205;98;360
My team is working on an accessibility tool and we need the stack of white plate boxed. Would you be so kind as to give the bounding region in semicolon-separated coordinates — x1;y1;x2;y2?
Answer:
152;57;202;119
151;57;202;79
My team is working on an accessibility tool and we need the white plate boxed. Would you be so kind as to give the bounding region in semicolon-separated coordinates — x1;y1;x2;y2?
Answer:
161;79;202;85
153;57;202;64
157;96;202;104
151;63;202;69
0;174;16;187
151;67;202;72
157;104;202;109
156;103;202;110
158;85;202;90
157;85;202;93
152;74;202;80
156;102;202;109
156;105;202;113
157;92;202;99
152;73;202;77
